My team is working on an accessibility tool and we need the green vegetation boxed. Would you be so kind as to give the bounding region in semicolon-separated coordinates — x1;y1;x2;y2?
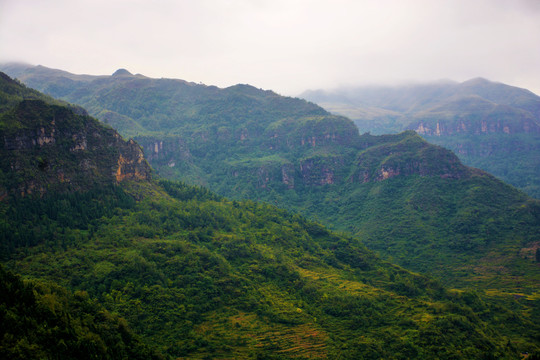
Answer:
3;180;538;358
0;265;163;359
0;74;151;200
0;71;86;116
0;72;57;113
424;133;540;198
3;66;537;297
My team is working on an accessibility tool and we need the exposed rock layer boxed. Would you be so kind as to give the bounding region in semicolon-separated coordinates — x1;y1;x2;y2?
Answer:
1;99;150;198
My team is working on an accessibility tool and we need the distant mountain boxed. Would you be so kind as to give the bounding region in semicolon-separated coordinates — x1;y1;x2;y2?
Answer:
4;71;538;358
300;79;540;198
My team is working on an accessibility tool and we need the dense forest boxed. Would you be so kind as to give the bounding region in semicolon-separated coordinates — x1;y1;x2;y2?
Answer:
0;265;163;359
3;179;539;358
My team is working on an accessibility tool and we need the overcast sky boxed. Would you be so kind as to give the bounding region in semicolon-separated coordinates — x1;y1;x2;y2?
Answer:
1;0;539;95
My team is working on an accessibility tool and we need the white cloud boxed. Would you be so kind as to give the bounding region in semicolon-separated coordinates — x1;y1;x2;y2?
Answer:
1;0;539;95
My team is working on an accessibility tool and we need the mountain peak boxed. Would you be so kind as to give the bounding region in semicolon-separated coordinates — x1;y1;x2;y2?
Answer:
112;68;132;76
461;77;493;86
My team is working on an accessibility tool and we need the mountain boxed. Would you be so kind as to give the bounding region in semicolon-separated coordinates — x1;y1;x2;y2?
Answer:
299;79;540;198
3;64;538;292
2;71;538;358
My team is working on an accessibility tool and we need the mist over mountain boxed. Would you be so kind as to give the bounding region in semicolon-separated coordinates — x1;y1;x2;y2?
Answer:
300;79;540;198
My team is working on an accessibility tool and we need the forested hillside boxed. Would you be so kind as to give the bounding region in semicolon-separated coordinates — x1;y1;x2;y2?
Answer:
0;266;163;360
1;71;539;358
3;65;538;297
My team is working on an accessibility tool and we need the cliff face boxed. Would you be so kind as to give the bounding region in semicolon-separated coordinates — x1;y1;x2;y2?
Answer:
299;155;346;186
411;105;540;136
0;99;151;198
114;139;150;182
134;136;192;166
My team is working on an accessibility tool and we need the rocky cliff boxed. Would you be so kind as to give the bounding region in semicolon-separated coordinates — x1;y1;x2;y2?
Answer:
215;130;470;196
0;92;151;198
410;96;540;136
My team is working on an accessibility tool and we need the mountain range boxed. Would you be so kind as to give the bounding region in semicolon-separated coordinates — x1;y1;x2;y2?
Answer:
3;71;540;358
1;66;540;358
300;79;540;198
2;63;537;290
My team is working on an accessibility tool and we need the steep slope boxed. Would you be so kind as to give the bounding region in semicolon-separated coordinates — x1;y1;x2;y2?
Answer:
1;72;539;358
9;179;537;359
0;72;151;199
300;79;540;198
